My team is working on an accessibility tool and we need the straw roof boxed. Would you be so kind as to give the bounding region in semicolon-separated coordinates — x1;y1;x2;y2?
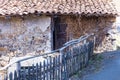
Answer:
0;0;117;16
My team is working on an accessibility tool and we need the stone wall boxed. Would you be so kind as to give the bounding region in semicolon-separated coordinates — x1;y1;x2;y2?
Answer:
60;15;116;52
0;15;51;67
95;17;117;52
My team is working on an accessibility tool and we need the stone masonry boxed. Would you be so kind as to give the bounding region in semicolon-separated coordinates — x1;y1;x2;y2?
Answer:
0;15;51;67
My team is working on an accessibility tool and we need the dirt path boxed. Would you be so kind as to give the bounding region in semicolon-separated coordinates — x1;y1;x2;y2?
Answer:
82;50;120;80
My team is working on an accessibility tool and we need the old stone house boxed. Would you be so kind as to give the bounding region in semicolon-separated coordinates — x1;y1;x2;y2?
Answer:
0;0;117;68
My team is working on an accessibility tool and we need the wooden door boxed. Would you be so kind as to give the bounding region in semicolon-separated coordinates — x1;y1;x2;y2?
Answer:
55;23;67;49
53;17;67;49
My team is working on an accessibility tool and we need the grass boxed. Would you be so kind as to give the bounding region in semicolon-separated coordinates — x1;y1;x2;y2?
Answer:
90;54;104;71
70;54;104;79
91;54;103;62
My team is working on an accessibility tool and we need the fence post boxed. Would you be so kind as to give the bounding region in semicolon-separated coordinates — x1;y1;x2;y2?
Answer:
59;50;63;80
60;49;68;80
84;40;87;44
16;62;21;79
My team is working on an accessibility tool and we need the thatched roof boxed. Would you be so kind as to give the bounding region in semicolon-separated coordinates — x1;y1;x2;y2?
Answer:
0;0;117;16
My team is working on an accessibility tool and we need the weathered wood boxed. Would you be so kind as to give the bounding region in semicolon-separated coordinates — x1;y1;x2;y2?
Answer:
27;66;30;80
22;67;26;80
4;37;94;80
46;59;49;80
14;71;17;80
53;57;55;80
39;62;42;80
9;72;13;80
43;61;45;80
49;57;52;80
36;63;38;80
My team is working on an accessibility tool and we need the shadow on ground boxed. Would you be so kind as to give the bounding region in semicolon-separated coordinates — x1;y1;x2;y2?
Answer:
83;50;120;80
70;50;120;80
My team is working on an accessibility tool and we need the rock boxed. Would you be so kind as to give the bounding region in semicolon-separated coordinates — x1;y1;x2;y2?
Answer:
0;56;10;62
8;52;15;57
0;60;8;67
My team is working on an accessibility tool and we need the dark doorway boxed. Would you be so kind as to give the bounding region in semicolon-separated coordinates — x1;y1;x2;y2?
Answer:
53;16;67;50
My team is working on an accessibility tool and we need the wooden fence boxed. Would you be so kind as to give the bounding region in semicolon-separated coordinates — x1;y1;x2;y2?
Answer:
2;34;94;80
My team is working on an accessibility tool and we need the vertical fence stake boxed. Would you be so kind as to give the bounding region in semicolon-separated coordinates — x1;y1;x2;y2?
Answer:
16;62;21;79
59;49;63;80
84;40;87;44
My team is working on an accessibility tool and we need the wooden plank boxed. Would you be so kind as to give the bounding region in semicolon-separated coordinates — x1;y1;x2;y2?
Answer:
36;63;38;80
70;52;72;76
9;72;13;80
32;64;35;80
23;67;26;80
49;57;52;80
55;56;57;80
39;62;42;80
57;56;59;80
27;66;31;80
46;59;49;80
14;71;17;80
66;52;69;77
53;57;55;80
78;48;81;70
57;55;60;80
43;61;45;80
